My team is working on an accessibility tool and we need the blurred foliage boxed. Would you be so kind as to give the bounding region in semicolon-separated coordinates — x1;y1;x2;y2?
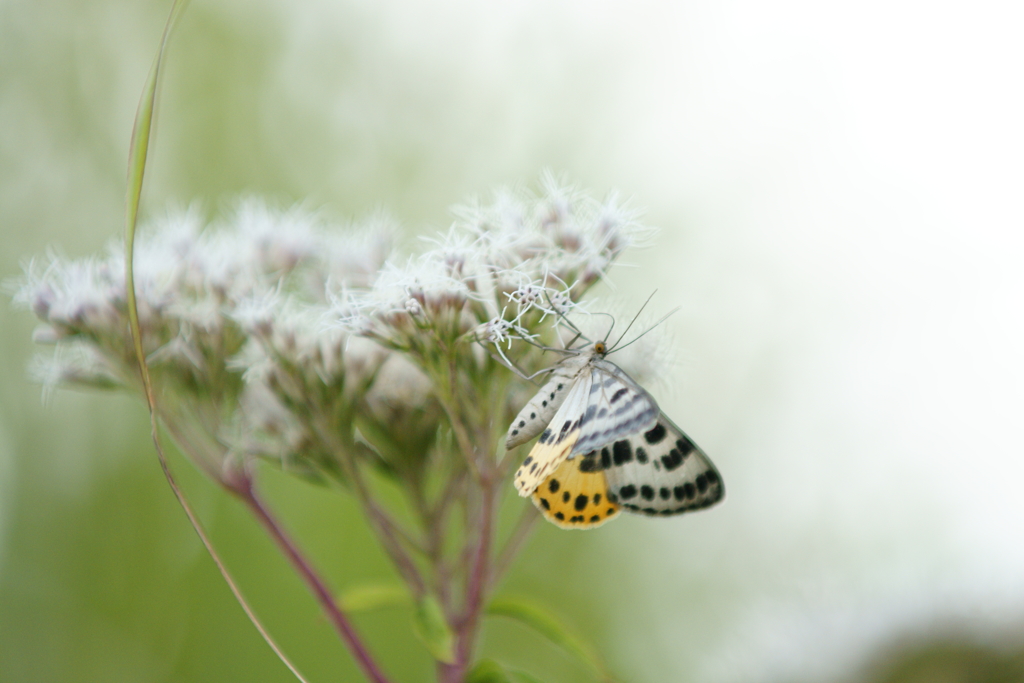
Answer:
486;596;611;680
858;633;1024;683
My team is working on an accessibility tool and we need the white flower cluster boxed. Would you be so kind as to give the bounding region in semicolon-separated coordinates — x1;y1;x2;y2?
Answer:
12;200;393;390
338;173;650;352
11;177;650;478
11;201;396;478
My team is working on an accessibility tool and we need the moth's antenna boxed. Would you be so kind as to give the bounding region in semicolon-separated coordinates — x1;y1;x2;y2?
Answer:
593;311;616;344
609;306;680;354
609;290;657;351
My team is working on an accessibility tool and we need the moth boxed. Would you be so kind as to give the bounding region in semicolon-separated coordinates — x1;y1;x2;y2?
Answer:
507;336;724;530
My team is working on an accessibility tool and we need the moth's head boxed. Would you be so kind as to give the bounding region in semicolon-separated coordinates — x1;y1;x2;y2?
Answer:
593;340;607;356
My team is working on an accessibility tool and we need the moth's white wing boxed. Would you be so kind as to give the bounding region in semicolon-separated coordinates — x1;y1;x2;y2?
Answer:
572;359;658;456
511;350;724;526
586;415;724;515
506;356;588;450
512;370;594;497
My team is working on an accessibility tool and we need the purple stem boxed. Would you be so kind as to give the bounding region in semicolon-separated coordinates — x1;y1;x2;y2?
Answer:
437;474;498;683
231;474;393;683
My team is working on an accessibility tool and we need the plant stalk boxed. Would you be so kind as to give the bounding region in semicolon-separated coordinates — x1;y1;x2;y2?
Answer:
436;470;500;683
232;475;393;683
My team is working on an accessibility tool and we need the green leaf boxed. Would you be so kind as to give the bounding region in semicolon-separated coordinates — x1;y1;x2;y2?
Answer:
124;0;191;357
336;583;411;613
466;659;513;683
507;669;548;683
413;594;456;664
487;596;612;680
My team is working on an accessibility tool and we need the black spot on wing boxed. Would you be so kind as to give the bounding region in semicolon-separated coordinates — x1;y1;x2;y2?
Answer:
640;485;655;501
660;447;687;472
676;438;695;458
644;423;667;444
612;440;633;465
578;451;600;472
610;387;629;404
619;485;637;500
574;494;589;511
548;478;560;493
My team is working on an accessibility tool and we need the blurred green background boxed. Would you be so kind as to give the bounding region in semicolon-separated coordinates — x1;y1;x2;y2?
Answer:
2;1;1023;682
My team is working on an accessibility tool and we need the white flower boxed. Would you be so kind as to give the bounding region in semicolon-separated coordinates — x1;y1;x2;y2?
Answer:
14;254;126;340
342;176;648;353
27;343;121;399
484;315;515;345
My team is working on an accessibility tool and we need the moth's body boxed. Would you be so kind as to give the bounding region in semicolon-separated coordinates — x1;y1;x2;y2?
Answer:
507;342;723;529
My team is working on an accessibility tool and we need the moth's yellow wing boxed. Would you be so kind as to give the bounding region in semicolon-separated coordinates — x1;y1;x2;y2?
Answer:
513;371;593;496
532;458;621;529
